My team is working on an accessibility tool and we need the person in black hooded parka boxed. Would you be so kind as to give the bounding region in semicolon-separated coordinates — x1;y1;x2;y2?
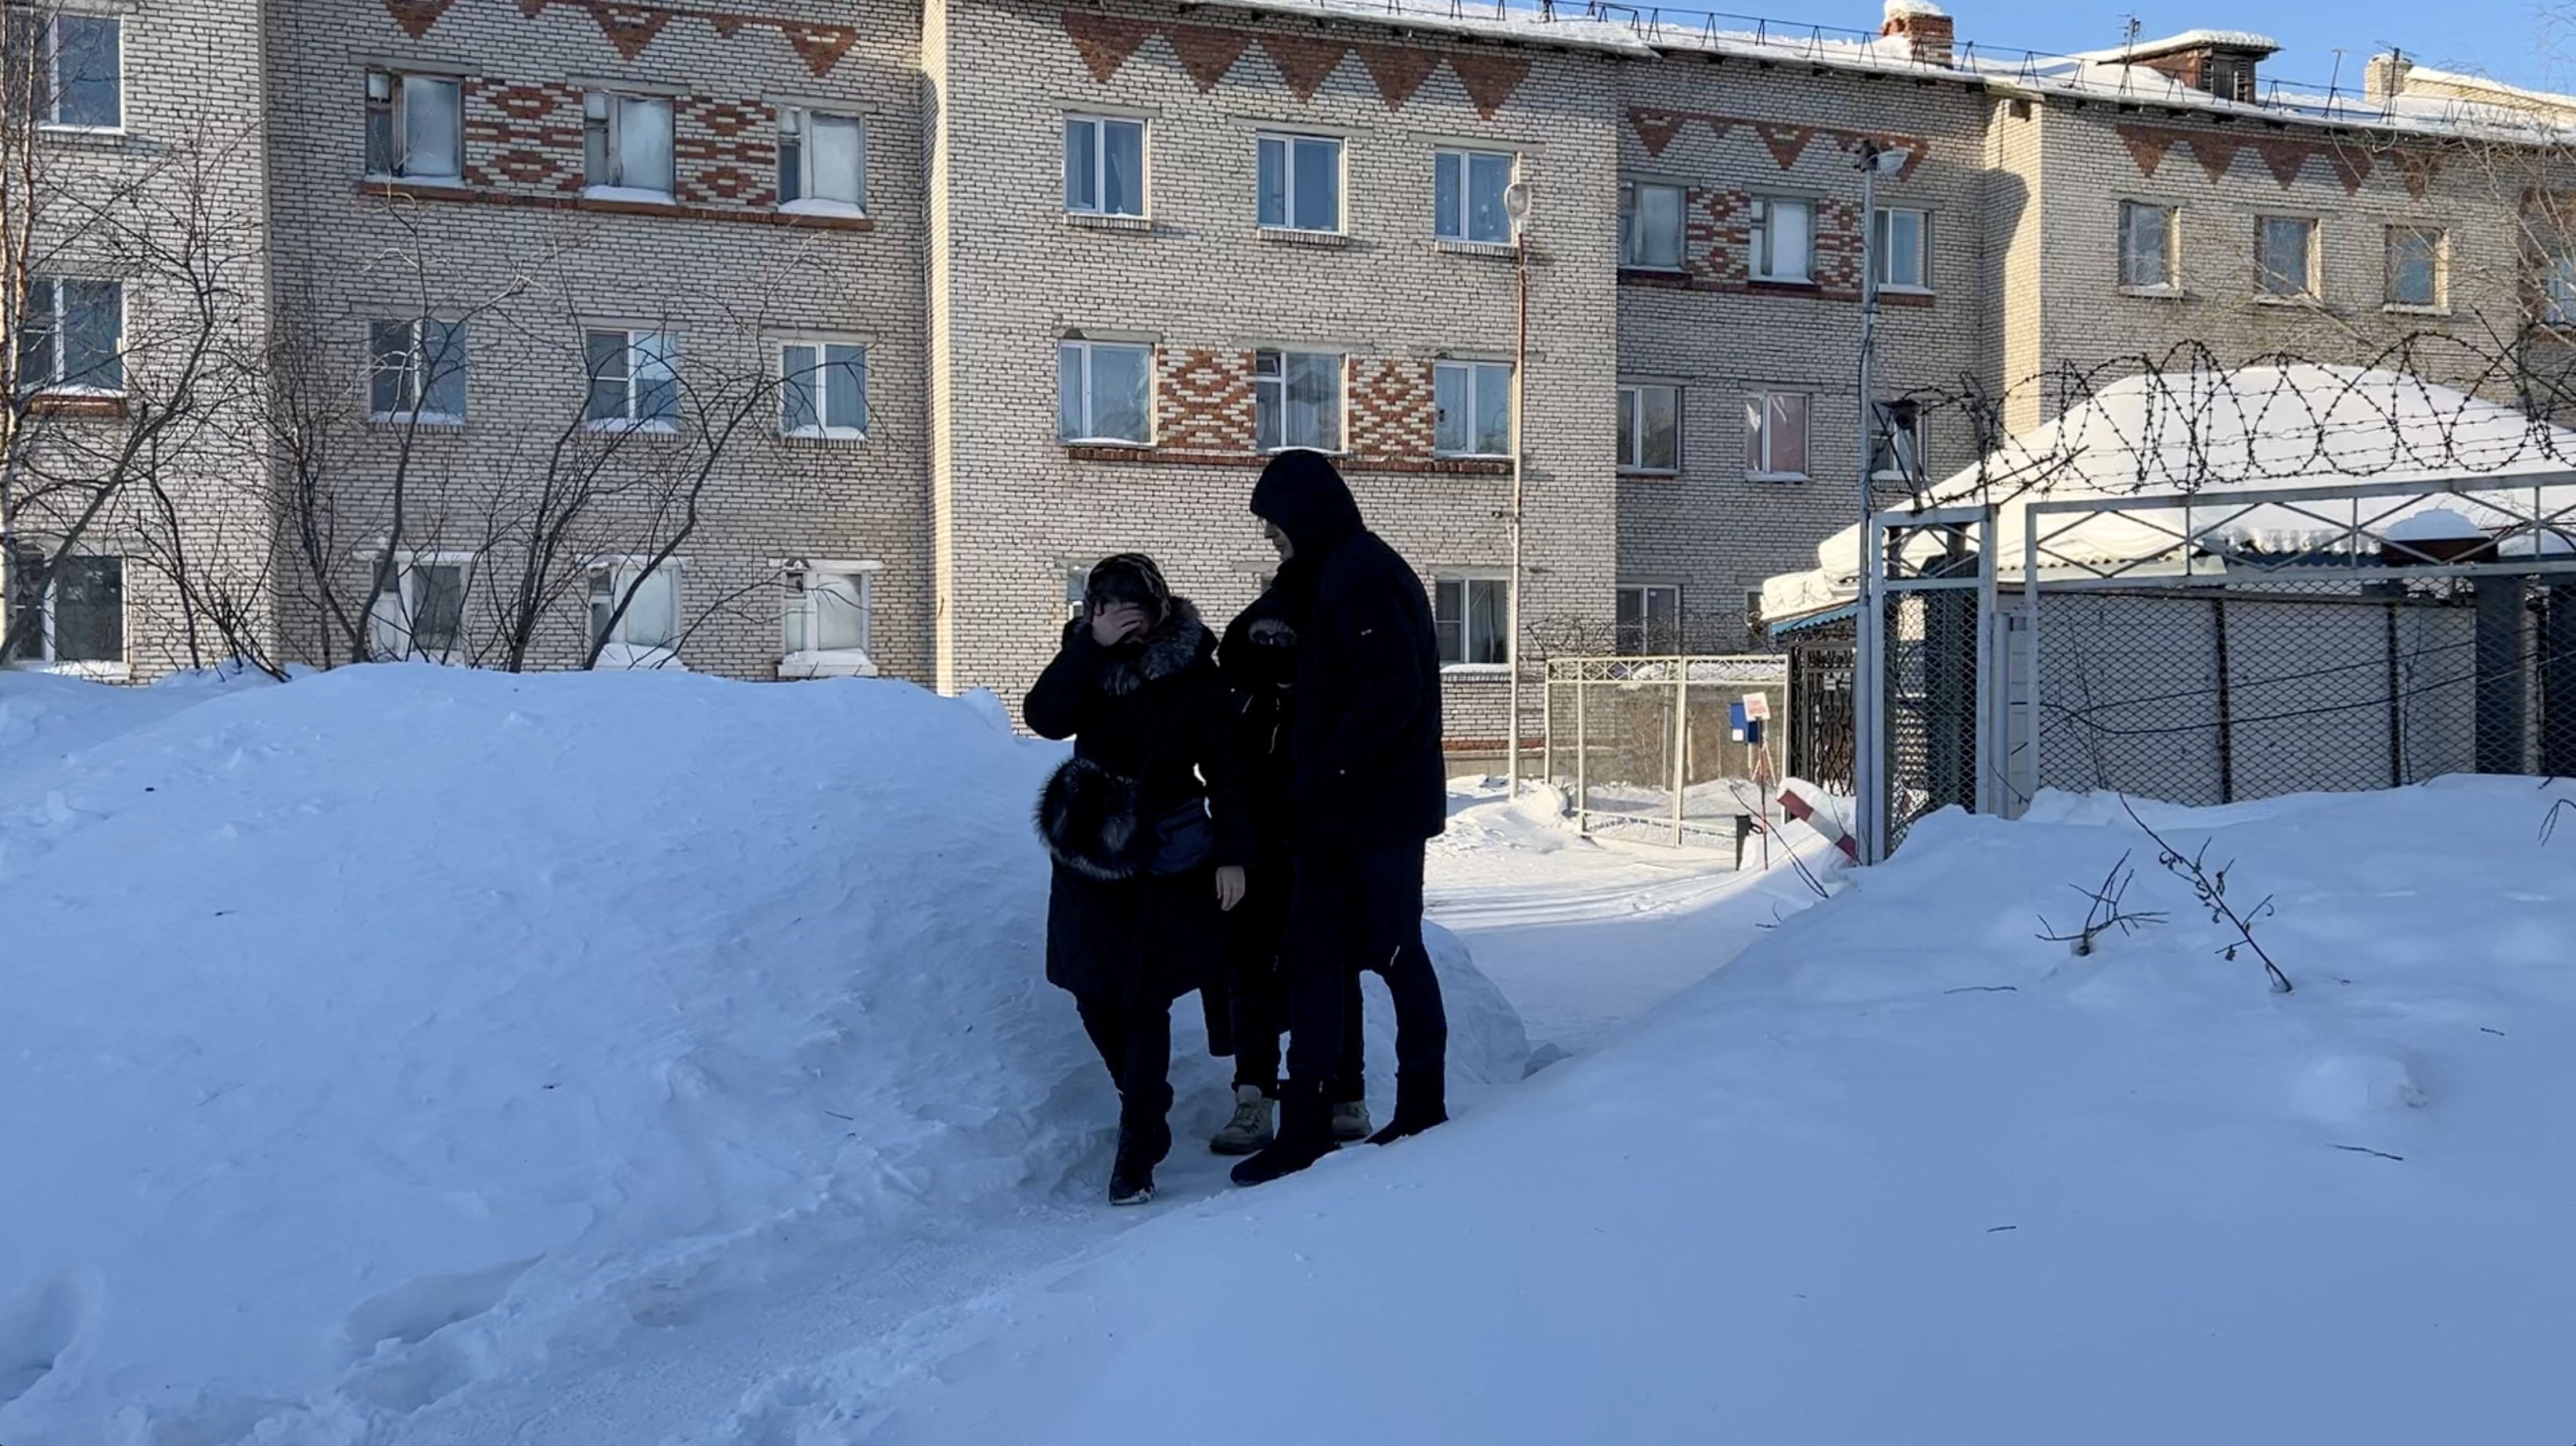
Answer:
1229;451;1452;1188
1027;554;1248;1207
1207;557;1371;1156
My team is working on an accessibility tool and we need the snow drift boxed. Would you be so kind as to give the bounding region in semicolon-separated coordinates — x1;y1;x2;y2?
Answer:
751;778;2576;1445
0;667;1526;1443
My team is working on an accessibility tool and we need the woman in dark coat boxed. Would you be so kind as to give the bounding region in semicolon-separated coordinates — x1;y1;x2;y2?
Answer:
1207;559;1370;1156
1027;554;1247;1206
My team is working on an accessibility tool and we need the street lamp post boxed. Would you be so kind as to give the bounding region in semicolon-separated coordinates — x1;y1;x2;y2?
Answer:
1852;140;1905;863
1505;179;1532;799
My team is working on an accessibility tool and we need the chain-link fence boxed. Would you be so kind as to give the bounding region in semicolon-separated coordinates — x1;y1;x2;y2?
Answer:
2017;576;2576;807
1539;655;1788;861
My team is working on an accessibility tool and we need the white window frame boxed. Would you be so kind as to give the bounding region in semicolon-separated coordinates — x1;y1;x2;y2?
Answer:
1058;338;1155;445
368;317;469;423
364;550;473;664
1871;398;1924;483
1744;390;1811;482
777;337;869;439
587;559;683;668
1432;573;1512;670
2549;254;2576;328
1253;347;1344;453
1063;113;1146;218
16;276;124;396
582;90;675;200
2256;215;2319;300
2118;200;2179;292
1617;383;1680;474
1433;359;1513;459
775;106;866;216
583;328;681;433
4;549;125;677
363;70;463;183
1614;582;1681;656
1748;196;1814;284
1434;147;1516;245
2384;225;2446;311
1619;180;1686;271
778;556;879;678
1063;563;1094;623
1872;207;1931;292
16;11;121;131
1256;132;1344;235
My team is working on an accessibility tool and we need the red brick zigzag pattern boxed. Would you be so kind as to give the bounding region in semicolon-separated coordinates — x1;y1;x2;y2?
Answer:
2114;123;2378;196
1628;107;1927;180
1061;10;1530;117
382;0;858;77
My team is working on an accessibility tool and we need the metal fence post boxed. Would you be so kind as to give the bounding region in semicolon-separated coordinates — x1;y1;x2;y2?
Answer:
1574;667;1589;834
1540;660;1554;794
1671;664;1689;847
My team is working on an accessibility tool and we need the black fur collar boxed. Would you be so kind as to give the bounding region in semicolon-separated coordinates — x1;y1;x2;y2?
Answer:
1099;596;1205;697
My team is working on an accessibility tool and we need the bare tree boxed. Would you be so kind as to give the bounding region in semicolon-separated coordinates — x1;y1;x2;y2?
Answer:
1;4;266;668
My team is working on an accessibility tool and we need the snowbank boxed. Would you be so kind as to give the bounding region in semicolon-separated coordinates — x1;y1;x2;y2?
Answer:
0;667;1526;1442
763;779;2576;1444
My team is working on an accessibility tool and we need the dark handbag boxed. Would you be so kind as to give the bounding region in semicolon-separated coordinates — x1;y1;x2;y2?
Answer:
1146;800;1215;876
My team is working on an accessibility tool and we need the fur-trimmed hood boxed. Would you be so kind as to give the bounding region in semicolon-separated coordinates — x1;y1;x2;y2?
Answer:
1092;596;1208;697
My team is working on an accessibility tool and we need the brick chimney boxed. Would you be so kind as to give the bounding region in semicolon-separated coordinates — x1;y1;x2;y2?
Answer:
1881;0;1955;67
2364;51;2413;104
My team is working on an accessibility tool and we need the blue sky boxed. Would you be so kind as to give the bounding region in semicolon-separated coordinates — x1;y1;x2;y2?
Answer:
1935;0;2560;92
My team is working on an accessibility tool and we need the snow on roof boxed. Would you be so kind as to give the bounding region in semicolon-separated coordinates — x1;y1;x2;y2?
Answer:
2072;29;2281;62
1189;0;1658;56
1764;365;2576;624
1882;0;1948;20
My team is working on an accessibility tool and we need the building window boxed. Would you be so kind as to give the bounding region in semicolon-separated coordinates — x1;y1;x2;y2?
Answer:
1257;133;1341;233
2548;254;2576;327
583;92;675;198
781;562;874;673
369;318;468;421
2384;227;2444;309
777;108;865;213
8;12;120;129
1871;398;1923;482
1435;149;1513;243
584;329;679;430
1433;576;1509;667
1064;114;1145;218
1744;390;1809;480
364;71;462;182
2118;201;2177;290
779;340;868;438
1873;207;1930;290
1619;181;1685;270
1058;340;1153;444
369;558;468;660
1063;563;1092;622
1617;384;1678;473
2202;52;2255;103
1615;583;1680;656
1433;360;1511;457
15;278;122;394
2257;216;2317;299
1749;196;1812;283
1254;348;1340;452
3;553;123;667
589;563;680;661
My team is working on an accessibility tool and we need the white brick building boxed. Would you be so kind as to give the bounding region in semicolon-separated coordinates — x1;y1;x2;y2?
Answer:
5;0;2567;747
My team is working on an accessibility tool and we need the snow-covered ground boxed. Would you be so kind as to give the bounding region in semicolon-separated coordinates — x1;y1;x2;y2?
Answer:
714;779;2576;1444
0;668;1531;1444
13;667;2574;1444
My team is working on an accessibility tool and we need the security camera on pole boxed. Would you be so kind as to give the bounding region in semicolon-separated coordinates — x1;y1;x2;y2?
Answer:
1851;138;1907;863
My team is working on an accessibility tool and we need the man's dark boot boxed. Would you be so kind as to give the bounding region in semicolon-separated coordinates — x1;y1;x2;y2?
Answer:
1230;1081;1335;1186
1367;1071;1447;1146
